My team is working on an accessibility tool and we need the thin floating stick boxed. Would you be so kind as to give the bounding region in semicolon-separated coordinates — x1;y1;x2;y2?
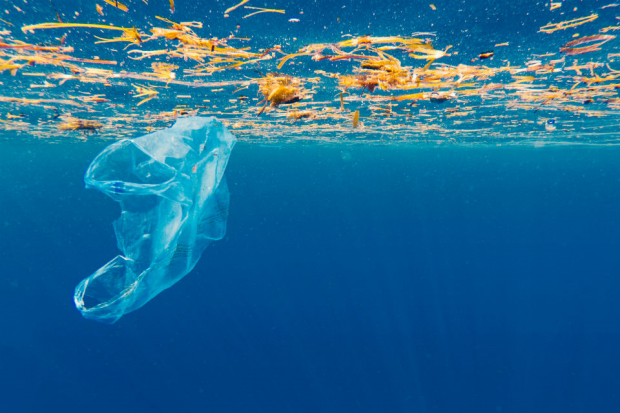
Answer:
243;6;282;10
48;0;63;23
103;0;129;12
550;2;561;11
224;0;251;15
539;14;598;33
277;52;307;69
242;7;285;19
22;22;130;32
560;34;615;56
21;23;143;44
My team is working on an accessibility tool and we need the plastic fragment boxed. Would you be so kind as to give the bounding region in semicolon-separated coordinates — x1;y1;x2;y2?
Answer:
74;117;236;323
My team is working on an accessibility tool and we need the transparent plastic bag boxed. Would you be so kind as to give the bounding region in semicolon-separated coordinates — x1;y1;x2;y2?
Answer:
74;117;236;323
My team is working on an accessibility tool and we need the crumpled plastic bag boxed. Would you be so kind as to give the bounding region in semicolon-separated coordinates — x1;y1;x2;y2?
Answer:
74;117;236;324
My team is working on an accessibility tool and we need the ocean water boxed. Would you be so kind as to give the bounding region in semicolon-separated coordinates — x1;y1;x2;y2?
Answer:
2;140;620;412
2;0;620;412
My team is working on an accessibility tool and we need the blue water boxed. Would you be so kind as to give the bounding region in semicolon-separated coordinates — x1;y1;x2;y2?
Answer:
3;0;620;411
1;139;620;412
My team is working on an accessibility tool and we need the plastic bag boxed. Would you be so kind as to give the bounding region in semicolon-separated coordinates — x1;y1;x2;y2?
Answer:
74;117;236;324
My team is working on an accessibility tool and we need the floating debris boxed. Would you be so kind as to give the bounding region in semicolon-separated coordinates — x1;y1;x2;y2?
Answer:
0;1;617;143
59;118;103;132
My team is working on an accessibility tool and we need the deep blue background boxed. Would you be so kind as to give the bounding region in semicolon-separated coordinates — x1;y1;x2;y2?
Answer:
2;0;620;411
1;139;620;412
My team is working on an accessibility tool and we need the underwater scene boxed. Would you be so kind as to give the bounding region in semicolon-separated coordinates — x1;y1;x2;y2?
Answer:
2;0;620;412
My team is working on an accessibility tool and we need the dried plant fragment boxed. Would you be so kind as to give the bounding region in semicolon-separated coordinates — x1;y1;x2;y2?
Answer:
256;73;306;114
560;35;615;56
225;0;251;15
539;14;598;33
59;118;103;132
103;0;129;12
132;84;159;106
